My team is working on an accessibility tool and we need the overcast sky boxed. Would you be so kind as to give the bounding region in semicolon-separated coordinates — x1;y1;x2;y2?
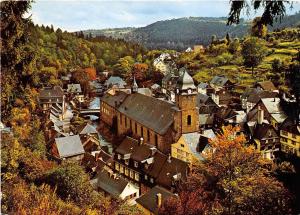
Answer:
29;0;300;32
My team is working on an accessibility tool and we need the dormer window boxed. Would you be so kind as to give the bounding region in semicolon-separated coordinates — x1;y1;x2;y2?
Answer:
188;89;191;94
134;161;138;168
117;154;121;160
176;89;179;94
150;178;154;183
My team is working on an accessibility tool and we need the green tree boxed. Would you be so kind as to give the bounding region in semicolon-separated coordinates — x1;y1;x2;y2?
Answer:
1;0;36;118
228;38;241;54
241;37;268;76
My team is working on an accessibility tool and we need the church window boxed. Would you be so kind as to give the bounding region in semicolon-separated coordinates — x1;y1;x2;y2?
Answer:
187;115;191;125
155;134;158;147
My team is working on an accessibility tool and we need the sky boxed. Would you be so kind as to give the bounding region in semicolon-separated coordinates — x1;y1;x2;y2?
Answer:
29;0;300;32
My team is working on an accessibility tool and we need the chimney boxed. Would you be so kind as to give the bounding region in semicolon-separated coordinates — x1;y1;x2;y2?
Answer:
257;106;264;125
139;137;144;145
156;193;162;208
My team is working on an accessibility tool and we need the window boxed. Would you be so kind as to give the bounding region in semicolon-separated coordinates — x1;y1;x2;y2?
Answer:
120;165;124;174
135;172;139;181
150;178;154;183
117;154;121;160
181;144;185;148
155;134;158;148
187;115;191;126
141;126;143;136
115;163;119;171
125;168;129;176
134;161;138;168
125;159;129;165
147;130;150;141
144;175;148;180
130;170;134;179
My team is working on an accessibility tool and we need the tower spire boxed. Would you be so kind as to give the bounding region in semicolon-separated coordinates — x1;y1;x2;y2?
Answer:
132;75;138;93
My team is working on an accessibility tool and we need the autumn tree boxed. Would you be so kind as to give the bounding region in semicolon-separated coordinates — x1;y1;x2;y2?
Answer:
160;126;293;215
133;63;149;82
241;37;268;76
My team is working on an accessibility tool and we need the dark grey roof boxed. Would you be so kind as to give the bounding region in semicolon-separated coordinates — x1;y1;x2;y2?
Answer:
115;136;139;156
55;135;84;158
100;91;128;108
197;82;209;89
156;157;188;189
39;86;64;103
118;93;176;135
136;186;175;215
247;91;278;104
252;123;278;140
96;170;129;198
176;68;196;90
210;75;229;87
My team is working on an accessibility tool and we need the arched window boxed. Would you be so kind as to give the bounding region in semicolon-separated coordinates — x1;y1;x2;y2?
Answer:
187;115;191;126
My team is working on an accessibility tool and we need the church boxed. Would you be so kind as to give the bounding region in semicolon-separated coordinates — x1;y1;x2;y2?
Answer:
101;69;199;154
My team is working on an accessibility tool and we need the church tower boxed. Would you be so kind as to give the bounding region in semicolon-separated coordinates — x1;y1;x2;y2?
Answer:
174;68;199;134
132;76;138;93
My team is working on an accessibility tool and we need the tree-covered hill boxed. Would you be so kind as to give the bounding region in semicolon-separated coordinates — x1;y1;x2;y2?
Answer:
82;12;300;50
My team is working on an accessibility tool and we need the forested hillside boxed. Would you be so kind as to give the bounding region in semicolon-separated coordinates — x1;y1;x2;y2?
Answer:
83;12;300;50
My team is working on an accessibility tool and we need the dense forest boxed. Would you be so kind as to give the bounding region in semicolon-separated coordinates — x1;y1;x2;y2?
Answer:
83;12;300;50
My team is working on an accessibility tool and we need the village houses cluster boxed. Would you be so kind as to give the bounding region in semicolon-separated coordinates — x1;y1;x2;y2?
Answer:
1;49;298;215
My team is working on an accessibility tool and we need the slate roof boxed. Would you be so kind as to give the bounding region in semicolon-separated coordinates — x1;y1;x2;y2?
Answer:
247;91;278;104
115;136;139;156
55;135;85;158
118;93;177;135
182;132;203;160
176;69;196;90
256;81;277;91
197;82;209;89
261;98;287;123
67;84;82;93
100;91;128;108
95;170;129;198
77;123;98;135
215;107;235;120
142;150;167;179
131;144;155;162
210;76;229;87
105;76;127;88
156;157;188;189
136;186;175;215
39;86;64;103
252;123;278;140
280;118;300;135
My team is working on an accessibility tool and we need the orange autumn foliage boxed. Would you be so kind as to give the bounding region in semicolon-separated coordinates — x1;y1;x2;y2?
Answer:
85;67;97;80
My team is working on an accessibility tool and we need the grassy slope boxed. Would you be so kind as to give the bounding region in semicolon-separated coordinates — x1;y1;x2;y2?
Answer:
193;39;300;90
